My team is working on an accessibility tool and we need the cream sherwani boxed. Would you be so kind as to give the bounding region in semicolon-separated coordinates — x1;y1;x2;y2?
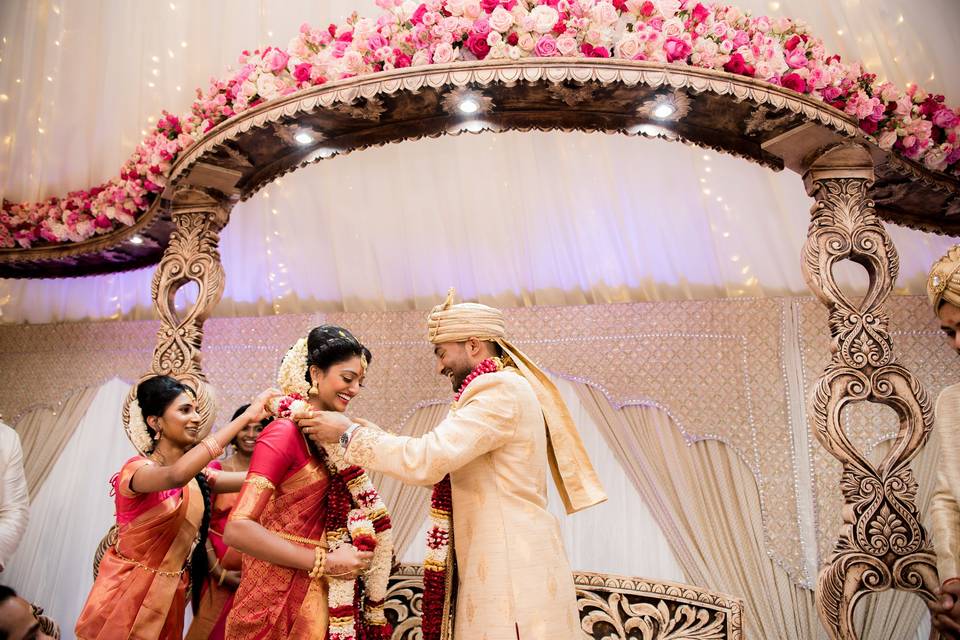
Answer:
932;383;960;581
344;368;582;640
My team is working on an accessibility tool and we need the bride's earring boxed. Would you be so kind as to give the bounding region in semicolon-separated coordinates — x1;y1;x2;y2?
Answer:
309;379;319;397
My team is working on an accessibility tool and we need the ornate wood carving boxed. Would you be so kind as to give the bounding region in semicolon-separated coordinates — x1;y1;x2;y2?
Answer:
800;143;940;639
123;187;232;434
384;565;743;640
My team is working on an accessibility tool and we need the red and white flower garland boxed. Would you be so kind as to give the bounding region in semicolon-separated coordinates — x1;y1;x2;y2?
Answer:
421;356;503;640
4;0;959;249
271;342;393;640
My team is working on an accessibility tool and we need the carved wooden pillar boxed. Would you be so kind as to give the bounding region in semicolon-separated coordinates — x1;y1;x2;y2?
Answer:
801;143;940;639
123;188;231;437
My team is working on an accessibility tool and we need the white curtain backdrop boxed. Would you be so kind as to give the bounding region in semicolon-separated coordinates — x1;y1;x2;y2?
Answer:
3;377;137;639
1;0;958;323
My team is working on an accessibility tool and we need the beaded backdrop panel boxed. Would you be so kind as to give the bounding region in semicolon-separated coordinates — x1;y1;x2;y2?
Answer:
795;296;960;563
1;296;952;587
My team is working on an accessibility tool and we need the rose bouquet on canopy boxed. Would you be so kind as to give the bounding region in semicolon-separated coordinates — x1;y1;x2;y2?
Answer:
3;0;958;249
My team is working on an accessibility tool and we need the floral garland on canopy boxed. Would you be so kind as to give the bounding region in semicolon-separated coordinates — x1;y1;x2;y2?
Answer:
2;0;959;249
270;337;393;640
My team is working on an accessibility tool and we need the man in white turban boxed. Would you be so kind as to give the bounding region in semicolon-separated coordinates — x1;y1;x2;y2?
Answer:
300;289;606;639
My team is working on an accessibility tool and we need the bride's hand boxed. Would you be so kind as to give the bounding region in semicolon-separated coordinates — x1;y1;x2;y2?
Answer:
325;544;374;578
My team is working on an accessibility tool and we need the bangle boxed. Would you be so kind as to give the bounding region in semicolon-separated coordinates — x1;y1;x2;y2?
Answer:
217;570;227;586
308;546;326;580
200;436;224;460
209;559;221;574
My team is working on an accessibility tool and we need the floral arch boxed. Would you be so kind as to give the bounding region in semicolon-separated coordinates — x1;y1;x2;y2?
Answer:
2;2;959;638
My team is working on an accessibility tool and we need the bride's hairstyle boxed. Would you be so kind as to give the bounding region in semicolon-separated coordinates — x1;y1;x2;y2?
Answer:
305;325;372;382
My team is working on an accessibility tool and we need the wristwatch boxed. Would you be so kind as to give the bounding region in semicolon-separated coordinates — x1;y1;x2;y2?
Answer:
339;423;362;450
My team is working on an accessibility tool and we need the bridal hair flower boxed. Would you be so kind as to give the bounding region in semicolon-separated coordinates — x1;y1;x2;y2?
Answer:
277;337;311;397
124;395;154;455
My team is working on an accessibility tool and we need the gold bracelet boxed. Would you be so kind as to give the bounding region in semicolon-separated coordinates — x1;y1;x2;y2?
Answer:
218;570;227;586
308;546;326;580
200;436;224;459
326;569;354;578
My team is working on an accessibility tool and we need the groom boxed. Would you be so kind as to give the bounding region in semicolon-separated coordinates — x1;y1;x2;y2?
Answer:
299;289;606;639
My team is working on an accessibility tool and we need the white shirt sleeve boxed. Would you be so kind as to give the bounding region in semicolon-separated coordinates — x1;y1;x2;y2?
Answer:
0;423;30;572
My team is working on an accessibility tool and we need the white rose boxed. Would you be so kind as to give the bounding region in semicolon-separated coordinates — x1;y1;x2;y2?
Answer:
754;61;774;79
590;1;619;26
411;49;431;66
433;42;455;63
489;6;515;33
241;79;258;98
615;34;641;59
518;32;536;51
530;5;559;33
654;0;681;17
487;41;510;59
487;31;503;46
508;44;522;60
661;17;684;38
256;72;279;99
877;129;898;150
343;50;366;75
463;0;482;19
446;0;465;15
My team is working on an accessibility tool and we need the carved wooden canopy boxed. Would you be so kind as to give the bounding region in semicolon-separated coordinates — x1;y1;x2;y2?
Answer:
2;58;958;278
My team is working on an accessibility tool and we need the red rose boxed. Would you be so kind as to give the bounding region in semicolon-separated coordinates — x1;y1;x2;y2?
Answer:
691;3;709;23
858;118;879;134
553;19;566;34
612;0;628;9
784;35;802;51
394;50;412;68
640;1;655;17
411;4;428;25
781;72;807;93
507;32;519;45
466;32;491;59
723;52;755;77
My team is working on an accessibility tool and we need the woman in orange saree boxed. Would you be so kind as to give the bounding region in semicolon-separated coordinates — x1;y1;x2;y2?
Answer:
186;404;268;640
223;326;380;640
75;376;275;640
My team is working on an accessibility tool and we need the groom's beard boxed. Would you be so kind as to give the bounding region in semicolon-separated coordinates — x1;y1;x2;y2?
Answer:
447;363;473;391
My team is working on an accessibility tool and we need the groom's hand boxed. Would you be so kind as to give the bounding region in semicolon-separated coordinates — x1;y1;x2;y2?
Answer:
296;410;352;444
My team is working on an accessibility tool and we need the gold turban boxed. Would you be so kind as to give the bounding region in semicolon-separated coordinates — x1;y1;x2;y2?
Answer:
928;244;960;310
427;289;607;514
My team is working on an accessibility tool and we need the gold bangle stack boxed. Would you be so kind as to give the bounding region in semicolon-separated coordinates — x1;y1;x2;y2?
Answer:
308;546;326;580
200;436;224;459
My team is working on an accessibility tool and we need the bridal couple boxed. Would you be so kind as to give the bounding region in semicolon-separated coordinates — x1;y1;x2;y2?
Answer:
74;290;607;640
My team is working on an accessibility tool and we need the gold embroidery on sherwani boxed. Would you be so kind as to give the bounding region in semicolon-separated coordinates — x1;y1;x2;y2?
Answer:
344;426;382;468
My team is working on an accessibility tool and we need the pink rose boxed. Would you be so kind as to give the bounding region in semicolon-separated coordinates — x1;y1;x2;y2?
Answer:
615;34;642;59
263;48;290;73
933;108;960;129
411;4;428;24
293;62;312;83
535;34;558;56
723;52;755;76
663;36;691;62
433;41;455;63
556;33;578;55
471;17;491;37
784;47;807;69
94;214;113;229
368;33;389;50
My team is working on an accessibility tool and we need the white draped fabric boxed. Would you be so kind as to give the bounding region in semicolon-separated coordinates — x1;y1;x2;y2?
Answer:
3;377;137;637
1;0;959;323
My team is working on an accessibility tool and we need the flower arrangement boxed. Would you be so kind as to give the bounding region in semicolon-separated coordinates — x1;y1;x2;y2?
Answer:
3;0;958;249
271;338;393;640
421;356;503;640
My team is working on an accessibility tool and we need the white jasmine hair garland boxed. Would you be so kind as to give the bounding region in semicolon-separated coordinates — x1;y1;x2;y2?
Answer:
124;395;154;455
270;338;393;640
